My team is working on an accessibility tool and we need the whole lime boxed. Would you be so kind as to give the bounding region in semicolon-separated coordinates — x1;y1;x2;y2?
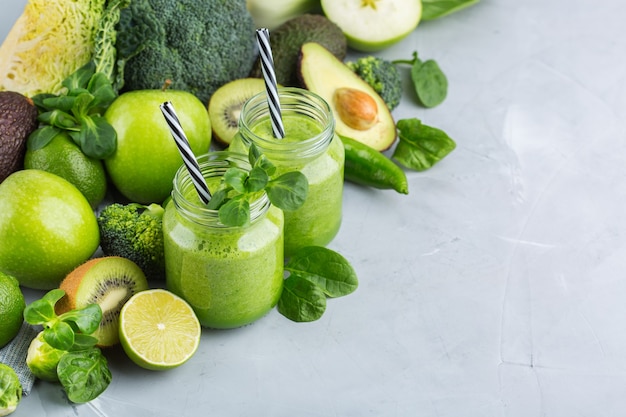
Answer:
0;272;25;348
104;89;211;204
24;132;107;208
0;170;100;289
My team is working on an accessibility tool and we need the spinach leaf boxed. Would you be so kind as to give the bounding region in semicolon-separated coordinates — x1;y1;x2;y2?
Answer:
411;59;448;108
285;246;358;297
392;118;456;171
421;0;480;21
277;275;327;322
393;52;448;108
57;348;112;404
278;246;359;322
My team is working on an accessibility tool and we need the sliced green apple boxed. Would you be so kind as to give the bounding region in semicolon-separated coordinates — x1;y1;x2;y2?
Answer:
298;42;396;151
321;0;422;52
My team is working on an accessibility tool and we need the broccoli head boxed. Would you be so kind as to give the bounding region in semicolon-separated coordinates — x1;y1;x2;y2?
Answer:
116;0;257;103
346;56;403;111
97;202;165;280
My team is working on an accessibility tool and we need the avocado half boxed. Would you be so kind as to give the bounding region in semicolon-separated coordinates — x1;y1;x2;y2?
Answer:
297;42;396;151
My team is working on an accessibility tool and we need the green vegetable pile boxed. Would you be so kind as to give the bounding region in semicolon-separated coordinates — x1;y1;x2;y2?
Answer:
116;0;257;104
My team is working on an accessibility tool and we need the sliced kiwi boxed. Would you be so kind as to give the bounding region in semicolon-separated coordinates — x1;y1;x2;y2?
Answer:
208;78;276;146
56;256;149;347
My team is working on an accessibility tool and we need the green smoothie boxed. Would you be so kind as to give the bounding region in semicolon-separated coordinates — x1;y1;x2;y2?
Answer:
232;107;345;257
164;153;284;329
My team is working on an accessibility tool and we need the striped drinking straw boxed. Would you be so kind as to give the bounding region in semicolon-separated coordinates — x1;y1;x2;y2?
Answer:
255;28;285;139
160;101;212;204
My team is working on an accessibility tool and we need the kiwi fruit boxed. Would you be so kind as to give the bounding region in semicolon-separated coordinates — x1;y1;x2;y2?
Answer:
56;256;149;347
208;78;276;146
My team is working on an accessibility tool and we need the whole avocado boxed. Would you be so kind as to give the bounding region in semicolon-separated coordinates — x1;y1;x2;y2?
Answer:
0;91;38;183
249;14;348;87
116;0;257;104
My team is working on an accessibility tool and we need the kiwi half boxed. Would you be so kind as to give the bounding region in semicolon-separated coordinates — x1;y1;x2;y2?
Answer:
56;256;149;347
208;78;278;146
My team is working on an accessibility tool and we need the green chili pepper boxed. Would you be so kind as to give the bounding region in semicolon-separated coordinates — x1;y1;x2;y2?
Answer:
340;135;408;194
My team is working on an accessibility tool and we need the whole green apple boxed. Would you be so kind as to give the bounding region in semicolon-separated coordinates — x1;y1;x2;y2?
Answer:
0;170;100;289
104;89;212;204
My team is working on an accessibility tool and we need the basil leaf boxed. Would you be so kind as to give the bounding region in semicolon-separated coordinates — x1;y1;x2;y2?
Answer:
76;115;117;159
62;61;95;91
253;153;276;176
31;93;58;111
412;59;448;108
69;334;100;351
58;304;102;336
248;142;262;166
23;288;65;325
421;0;480;21
44;321;75;351
266;171;308;211
277;275;327;322
87;72;117;111
57;348;111;404
206;186;230;210
246;166;269;193
393;118;456;171
71;92;96;118
41;95;77;113
26;126;62;151
218;194;250;227
286;246;358;297
37;109;78;129
224;167;249;193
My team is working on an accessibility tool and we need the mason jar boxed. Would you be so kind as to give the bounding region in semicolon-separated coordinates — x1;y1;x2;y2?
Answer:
163;151;284;329
230;87;344;257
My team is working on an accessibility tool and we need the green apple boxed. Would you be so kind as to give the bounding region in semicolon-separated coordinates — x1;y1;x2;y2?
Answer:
104;89;212;204
321;0;422;52
246;0;320;29
0;170;100;289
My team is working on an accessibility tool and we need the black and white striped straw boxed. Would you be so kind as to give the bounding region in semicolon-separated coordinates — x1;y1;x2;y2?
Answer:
160;101;212;204
256;28;285;139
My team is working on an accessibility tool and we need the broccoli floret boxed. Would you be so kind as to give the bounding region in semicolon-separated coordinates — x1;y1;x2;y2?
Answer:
346;56;403;111
97;203;165;280
116;0;257;103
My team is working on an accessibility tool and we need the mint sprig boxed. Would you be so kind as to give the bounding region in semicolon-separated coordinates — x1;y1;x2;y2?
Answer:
208;144;309;227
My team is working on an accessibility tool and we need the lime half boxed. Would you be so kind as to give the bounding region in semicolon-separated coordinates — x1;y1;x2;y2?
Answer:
119;289;201;371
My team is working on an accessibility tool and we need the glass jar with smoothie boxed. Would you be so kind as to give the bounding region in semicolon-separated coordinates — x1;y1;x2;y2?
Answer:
163;151;284;329
230;87;344;257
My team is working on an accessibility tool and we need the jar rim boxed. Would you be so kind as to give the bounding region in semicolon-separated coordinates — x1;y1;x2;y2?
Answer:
171;151;271;228
238;87;335;160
